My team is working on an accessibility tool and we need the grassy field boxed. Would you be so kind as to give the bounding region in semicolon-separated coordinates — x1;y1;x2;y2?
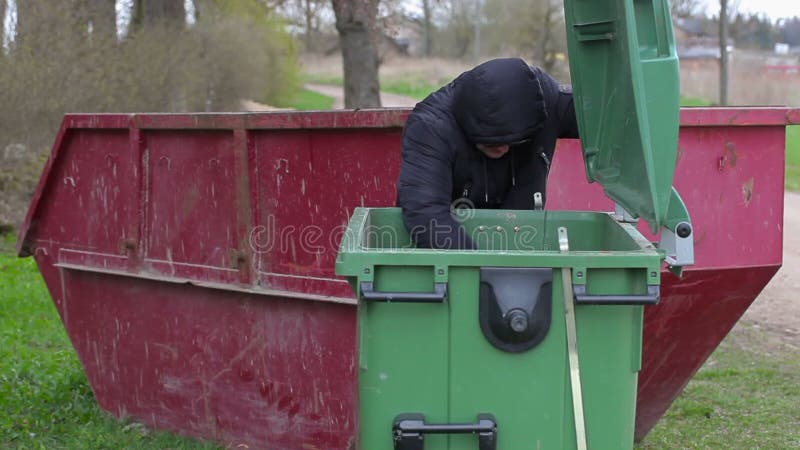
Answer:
0;251;220;449
287;87;334;110
0;244;797;449
637;325;799;449
786;126;800;191
303;72;444;101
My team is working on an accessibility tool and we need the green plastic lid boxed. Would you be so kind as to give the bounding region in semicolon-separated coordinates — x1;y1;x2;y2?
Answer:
564;0;680;234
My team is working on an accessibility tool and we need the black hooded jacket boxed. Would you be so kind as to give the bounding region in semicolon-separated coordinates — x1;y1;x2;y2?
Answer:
397;58;579;249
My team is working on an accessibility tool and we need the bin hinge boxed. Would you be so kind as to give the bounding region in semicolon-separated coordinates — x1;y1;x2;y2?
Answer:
533;192;543;211
659;188;695;276
613;203;638;223
659;223;694;275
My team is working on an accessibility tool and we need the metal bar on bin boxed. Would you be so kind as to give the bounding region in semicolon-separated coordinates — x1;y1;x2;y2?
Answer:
359;282;447;303
558;227;588;450
573;284;660;305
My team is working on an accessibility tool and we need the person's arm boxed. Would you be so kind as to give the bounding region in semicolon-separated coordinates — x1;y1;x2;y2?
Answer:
556;84;580;139
397;118;476;249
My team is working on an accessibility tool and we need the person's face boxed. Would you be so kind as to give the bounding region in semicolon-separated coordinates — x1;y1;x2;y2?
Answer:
476;143;510;159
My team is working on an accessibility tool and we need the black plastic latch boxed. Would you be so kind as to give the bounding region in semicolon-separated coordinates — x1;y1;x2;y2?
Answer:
479;267;553;353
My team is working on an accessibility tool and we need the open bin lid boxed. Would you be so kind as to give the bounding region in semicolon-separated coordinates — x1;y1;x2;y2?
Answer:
563;0;680;234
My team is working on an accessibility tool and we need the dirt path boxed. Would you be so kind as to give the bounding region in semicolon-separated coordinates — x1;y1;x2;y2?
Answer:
740;192;800;348
240;85;418;111
303;83;419;109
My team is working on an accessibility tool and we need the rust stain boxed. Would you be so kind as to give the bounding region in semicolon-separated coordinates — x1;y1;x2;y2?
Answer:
787;109;800;124
718;142;737;171
742;178;754;206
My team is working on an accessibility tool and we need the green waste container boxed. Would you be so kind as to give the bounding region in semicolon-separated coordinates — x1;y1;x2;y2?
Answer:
336;208;664;450
335;0;693;448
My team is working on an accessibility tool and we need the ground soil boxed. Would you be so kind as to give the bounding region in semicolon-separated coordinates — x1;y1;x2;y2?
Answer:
739;192;800;350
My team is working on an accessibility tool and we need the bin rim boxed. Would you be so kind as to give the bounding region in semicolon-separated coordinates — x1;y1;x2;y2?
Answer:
335;207;664;277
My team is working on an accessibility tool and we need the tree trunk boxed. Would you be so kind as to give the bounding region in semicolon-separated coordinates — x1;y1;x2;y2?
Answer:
331;0;381;108
422;0;432;56
719;0;729;105
536;1;558;73
0;0;5;51
304;0;314;51
472;0;481;63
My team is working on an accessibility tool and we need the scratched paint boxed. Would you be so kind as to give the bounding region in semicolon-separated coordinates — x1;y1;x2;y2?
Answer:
742;178;755;206
718;141;738;171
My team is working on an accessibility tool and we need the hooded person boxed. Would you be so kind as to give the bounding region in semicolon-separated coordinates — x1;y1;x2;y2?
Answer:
396;58;580;249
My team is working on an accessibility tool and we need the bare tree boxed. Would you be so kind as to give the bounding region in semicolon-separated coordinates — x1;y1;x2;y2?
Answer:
301;0;327;50
272;0;333;52
534;0;561;74
421;0;432;56
719;0;729;105
0;0;299;230
1;0;6;50
443;0;475;58
331;0;381;108
670;0;703;18
482;0;567;76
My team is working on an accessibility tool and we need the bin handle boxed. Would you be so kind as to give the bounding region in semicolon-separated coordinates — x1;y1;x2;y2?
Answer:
360;282;447;303
393;413;497;450
630;0;671;57
573;284;659;305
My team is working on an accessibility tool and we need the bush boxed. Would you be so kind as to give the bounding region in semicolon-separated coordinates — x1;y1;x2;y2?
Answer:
0;1;299;230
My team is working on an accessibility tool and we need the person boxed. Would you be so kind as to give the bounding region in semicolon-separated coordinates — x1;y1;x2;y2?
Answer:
396;57;580;249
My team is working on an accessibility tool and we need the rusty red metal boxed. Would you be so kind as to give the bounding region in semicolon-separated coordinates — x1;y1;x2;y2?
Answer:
18;107;796;448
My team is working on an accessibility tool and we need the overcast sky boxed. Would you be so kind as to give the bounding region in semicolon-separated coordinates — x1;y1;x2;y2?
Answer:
701;0;799;21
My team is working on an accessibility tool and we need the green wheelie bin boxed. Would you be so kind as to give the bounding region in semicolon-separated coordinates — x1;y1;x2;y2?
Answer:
337;208;673;450
336;0;693;448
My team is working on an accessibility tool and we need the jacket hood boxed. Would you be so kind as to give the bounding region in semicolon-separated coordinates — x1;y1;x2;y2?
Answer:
453;58;548;145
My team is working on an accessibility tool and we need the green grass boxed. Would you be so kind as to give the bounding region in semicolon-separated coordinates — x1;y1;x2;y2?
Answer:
785;126;800;191
379;76;448;101
303;72;444;101
680;97;712;107
636;325;800;449
0;233;15;254
1;238;797;448
287;88;334;110
301;73;343;86
0;249;219;449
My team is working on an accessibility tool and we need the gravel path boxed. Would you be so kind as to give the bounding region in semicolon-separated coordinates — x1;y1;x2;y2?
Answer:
741;192;800;348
